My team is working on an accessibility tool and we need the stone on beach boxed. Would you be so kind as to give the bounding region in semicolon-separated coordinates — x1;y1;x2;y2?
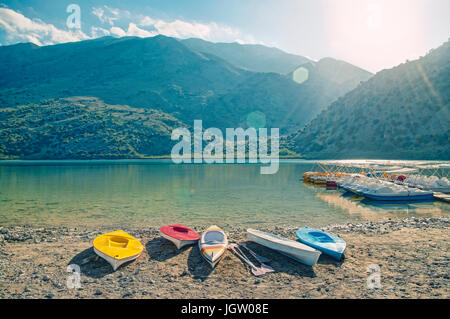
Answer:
0;217;448;299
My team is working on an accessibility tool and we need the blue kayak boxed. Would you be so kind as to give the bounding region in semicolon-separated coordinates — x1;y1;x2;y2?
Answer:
295;227;346;260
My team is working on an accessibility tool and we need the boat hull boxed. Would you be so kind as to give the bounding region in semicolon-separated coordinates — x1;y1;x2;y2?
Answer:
295;227;346;261
199;225;228;269
360;192;434;201
247;229;321;266
424;187;450;194
93;247;141;271
159;225;200;249
92;230;144;271
160;231;198;249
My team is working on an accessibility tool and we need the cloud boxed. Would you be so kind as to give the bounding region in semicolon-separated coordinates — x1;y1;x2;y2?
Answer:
127;23;156;37
0;7;261;47
0;8;89;46
104;19;255;44
92;6;121;26
138;16;259;44
91;6;260;44
90;26;110;38
108;23;157;38
109;26;126;37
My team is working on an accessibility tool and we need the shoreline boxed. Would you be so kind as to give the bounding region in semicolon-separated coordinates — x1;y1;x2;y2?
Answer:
1;216;448;299
1;158;449;162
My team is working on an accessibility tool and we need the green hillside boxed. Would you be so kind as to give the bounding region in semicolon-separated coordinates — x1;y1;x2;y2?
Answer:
181;38;310;74
287;40;450;159
0;97;184;159
0;36;372;136
0;35;249;117
0;35;378;159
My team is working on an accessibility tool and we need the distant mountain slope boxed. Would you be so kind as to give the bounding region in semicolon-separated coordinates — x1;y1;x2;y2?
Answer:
200;72;318;133
0;97;184;159
201;58;372;132
182;46;373;132
0;35;249;117
181;38;310;74
293;57;373;89
0;35;373;136
287;40;450;159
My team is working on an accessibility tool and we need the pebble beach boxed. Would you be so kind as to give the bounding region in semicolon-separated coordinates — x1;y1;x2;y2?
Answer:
0;216;449;299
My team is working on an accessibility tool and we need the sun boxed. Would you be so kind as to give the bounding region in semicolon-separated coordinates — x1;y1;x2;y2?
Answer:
323;0;427;72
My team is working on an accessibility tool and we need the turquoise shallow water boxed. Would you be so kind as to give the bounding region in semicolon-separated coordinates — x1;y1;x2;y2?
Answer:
0;160;448;229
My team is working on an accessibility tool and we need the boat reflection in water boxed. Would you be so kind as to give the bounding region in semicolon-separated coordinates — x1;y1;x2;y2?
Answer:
315;191;448;222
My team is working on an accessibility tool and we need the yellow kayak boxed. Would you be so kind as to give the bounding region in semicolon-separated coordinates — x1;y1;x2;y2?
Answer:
93;230;144;271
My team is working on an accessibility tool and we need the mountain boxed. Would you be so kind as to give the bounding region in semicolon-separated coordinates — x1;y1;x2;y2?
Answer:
0;35;249;118
181;38;310;74
200;72;319;133
291;57;373;92
185;58;372;133
286;40;450;159
0;97;184;159
201;57;372;132
0;35;372;137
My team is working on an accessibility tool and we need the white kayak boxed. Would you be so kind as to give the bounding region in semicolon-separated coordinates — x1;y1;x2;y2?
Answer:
199;225;228;268
247;228;321;266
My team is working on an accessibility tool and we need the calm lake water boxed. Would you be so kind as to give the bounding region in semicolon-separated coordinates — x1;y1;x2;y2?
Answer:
0;160;448;229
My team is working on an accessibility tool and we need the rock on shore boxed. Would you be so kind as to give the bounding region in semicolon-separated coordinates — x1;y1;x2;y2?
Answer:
0;217;448;299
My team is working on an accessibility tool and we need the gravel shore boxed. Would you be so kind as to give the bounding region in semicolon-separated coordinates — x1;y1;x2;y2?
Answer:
0;216;449;299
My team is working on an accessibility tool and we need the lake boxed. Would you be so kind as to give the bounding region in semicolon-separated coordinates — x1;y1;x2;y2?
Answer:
0;160;448;229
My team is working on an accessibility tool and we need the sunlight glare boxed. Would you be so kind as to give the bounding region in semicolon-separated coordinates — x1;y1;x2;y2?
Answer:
324;0;427;72
367;3;382;31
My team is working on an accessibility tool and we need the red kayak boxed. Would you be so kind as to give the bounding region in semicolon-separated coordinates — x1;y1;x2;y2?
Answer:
160;224;200;249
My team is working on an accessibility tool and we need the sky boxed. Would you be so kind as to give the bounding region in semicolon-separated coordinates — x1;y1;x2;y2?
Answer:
0;0;449;72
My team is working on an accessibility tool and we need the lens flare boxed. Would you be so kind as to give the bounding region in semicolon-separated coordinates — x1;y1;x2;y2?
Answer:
246;111;266;129
292;67;309;84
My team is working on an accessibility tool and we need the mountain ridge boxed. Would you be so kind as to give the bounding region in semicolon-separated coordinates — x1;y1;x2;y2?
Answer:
286;40;450;160
0;35;372;136
181;37;311;74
